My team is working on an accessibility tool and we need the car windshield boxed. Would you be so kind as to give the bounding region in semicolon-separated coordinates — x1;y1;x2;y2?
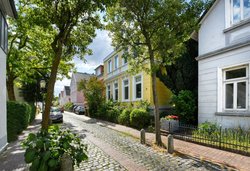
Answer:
51;108;60;112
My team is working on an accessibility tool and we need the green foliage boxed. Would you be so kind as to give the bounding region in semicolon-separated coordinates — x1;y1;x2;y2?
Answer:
195;122;220;137
64;102;74;111
130;108;150;129
22;125;88;170
118;109;131;126
97;100;122;123
78;77;105;116
170;90;196;124
7;101;36;142
157;39;198;95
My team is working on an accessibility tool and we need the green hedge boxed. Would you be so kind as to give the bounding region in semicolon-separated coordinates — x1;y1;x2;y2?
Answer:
7;101;36;142
130;108;150;129
118;109;131;126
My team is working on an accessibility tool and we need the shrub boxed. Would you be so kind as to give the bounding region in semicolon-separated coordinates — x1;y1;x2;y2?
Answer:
170;90;196;124
7;101;34;142
64;102;74;111
22;125;88;170
118;109;131;126
130;108;150;129
29;104;36;124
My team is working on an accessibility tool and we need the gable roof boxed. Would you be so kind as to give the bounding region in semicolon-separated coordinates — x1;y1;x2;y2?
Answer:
199;0;218;24
64;86;70;96
73;72;93;83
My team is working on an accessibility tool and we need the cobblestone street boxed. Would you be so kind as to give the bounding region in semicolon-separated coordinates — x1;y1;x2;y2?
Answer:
63;112;224;171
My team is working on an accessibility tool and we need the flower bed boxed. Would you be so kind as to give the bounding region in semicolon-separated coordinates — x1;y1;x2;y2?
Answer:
160;115;179;132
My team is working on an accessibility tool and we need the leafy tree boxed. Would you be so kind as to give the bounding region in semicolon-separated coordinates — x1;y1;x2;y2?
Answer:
23;0;115;130
106;0;207;145
157;39;198;95
78;77;105;116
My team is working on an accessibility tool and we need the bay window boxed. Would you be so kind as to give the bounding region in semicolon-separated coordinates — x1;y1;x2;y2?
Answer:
224;66;248;110
113;82;118;101
0;11;8;53
231;0;250;24
134;75;142;99
123;79;129;101
108;60;112;73
107;85;111;100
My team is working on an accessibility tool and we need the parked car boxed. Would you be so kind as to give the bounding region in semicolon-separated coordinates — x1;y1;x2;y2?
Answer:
50;107;63;123
73;105;78;113
75;106;85;115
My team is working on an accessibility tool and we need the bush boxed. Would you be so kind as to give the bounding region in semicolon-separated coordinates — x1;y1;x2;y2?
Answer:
118;109;131;126
64;102;74;111
29;104;36;124
170;90;196;124
22;125;88;170
130;108;150;129
7;101;35;142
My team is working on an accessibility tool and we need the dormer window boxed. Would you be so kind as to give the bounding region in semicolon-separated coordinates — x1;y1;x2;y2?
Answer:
231;0;250;25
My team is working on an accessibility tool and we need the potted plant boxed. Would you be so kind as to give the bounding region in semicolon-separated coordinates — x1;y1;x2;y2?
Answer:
22;125;88;171
160;115;179;132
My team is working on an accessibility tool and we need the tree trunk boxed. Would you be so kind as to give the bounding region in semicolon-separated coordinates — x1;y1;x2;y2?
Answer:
150;62;162;146
147;44;162;146
42;43;63;130
7;74;16;101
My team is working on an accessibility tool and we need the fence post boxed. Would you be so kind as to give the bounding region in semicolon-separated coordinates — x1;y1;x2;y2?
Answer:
140;129;145;144
169;122;171;134
219;125;222;149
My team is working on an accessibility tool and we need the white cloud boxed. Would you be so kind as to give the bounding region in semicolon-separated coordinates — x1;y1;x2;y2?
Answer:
54;29;114;96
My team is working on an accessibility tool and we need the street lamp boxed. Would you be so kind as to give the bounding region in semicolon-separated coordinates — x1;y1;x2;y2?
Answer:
40;79;46;119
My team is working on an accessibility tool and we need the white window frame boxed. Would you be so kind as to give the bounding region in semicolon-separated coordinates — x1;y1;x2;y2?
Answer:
113;81;119;101
106;84;111;100
133;74;143;100
223;65;248;111
114;55;119;69
108;60;112;73
122;79;129;102
231;0;250;25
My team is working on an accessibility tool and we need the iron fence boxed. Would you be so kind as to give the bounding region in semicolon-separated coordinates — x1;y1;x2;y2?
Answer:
161;122;250;156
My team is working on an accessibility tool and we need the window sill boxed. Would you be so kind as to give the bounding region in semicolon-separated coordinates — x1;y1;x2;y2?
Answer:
224;18;250;33
215;111;250;117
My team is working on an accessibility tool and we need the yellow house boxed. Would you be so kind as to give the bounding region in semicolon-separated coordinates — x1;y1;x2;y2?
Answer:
103;49;172;111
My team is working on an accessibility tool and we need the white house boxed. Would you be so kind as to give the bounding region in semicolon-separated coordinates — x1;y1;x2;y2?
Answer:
0;0;17;152
58;86;71;106
197;0;250;128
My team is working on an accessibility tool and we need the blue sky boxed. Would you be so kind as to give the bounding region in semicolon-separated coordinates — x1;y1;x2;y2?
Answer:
54;29;114;96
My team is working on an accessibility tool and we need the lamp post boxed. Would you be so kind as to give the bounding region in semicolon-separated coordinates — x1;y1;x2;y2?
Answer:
40;79;46;120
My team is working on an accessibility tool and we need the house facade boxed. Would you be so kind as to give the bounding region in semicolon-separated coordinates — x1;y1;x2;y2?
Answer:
59;86;71;106
0;0;17;152
103;49;172;111
197;0;250;128
95;65;104;81
70;72;93;106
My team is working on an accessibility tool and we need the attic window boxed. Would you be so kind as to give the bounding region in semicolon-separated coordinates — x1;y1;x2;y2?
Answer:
232;0;250;24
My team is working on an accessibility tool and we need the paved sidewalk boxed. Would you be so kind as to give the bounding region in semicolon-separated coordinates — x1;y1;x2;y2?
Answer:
73;113;250;171
0;115;42;171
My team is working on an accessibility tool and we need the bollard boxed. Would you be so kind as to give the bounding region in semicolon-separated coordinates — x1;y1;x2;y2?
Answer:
140;129;145;144
167;134;174;154
60;154;73;171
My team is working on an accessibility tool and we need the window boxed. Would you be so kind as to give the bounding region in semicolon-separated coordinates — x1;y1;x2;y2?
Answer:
123;79;129;100
122;48;128;65
0;11;8;53
108;60;112;73
231;0;250;24
107;85;111;100
114;55;119;69
223;66;248;110
134;75;142;99
113;82;118;101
